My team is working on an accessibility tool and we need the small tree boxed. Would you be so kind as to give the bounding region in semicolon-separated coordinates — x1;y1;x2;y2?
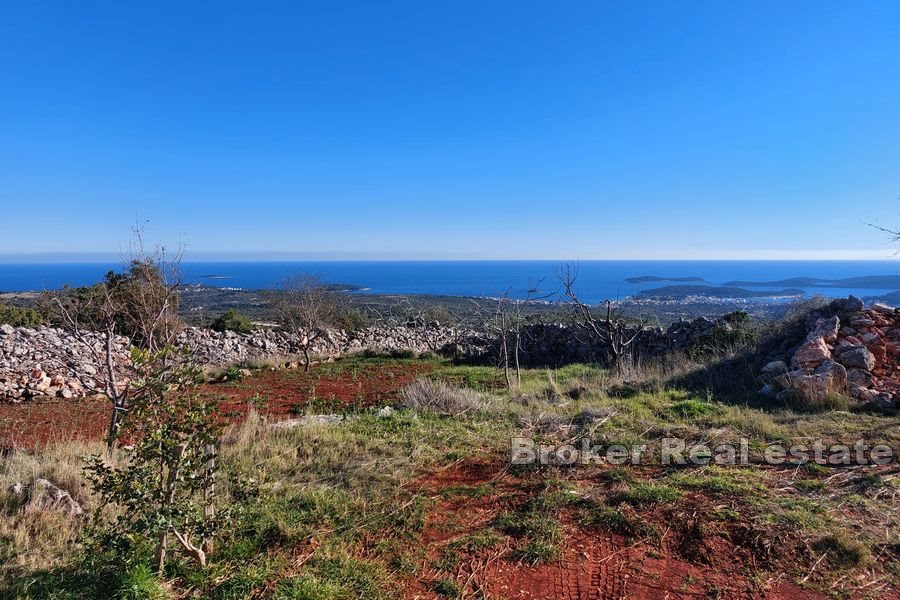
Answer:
477;282;554;388
560;264;646;372
45;228;183;455
210;309;254;334
86;346;223;575
275;274;340;372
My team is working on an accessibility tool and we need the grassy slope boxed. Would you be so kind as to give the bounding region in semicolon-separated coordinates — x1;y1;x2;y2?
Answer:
2;355;899;598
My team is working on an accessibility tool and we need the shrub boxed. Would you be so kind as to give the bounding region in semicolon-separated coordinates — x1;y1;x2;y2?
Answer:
85;346;226;575
211;309;255;334
0;302;43;327
400;379;486;417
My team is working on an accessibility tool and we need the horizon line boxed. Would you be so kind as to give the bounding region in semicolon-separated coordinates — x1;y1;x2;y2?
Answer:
0;251;898;264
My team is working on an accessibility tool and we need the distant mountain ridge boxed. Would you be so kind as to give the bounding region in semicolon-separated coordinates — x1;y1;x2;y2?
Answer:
638;285;804;299
724;275;900;289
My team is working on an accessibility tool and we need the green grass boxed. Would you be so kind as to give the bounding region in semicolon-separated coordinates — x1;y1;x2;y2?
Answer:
5;356;900;598
667;467;765;495
611;483;683;507
813;534;872;569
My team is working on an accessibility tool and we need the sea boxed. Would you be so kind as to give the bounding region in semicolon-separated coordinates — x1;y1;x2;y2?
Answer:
2;260;900;304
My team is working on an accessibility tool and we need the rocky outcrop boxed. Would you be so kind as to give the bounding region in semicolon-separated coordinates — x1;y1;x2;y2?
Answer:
762;297;897;408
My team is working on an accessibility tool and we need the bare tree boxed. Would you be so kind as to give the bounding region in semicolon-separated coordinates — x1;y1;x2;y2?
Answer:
477;281;554;388
46;228;183;455
275;274;340;371
560;264;646;373
869;217;900;252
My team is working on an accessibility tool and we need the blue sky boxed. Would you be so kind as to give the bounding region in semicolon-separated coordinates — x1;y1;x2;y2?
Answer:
1;1;899;260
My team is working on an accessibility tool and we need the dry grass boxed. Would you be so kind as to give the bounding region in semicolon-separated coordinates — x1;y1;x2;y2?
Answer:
400;378;487;417
0;440;107;579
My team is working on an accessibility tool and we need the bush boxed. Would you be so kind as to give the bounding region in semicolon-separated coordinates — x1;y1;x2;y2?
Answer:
687;313;756;359
211;309;254;334
400;379;486;417
0;302;43;327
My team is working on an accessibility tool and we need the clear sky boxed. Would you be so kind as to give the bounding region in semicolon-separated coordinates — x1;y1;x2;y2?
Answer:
2;1;899;260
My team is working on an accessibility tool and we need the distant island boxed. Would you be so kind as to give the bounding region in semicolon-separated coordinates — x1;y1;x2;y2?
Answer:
724;275;900;289
638;285;805;299
625;275;705;284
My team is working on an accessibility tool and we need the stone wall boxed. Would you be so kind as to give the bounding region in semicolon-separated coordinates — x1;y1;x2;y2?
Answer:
0;322;480;401
0;314;733;402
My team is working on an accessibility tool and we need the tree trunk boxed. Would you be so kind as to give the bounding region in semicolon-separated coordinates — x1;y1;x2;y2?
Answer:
513;331;521;388
302;347;310;372
203;444;216;554
154;530;167;574
105;400;123;457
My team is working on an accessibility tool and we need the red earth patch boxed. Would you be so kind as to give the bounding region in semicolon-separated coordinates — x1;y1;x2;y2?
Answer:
407;459;835;600
0;361;433;451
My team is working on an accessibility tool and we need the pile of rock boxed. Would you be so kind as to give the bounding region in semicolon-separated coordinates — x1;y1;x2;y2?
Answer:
761;296;897;408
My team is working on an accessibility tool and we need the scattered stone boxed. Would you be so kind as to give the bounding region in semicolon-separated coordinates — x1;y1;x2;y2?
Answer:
764;297;896;409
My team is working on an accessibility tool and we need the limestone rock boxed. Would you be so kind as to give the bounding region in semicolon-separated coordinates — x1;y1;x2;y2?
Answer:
807;316;840;344
791;337;831;369
835;346;876;371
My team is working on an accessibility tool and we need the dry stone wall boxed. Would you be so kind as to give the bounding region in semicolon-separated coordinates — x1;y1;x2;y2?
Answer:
0;314;733;402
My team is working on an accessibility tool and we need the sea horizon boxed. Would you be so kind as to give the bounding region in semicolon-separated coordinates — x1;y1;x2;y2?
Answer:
3;259;900;304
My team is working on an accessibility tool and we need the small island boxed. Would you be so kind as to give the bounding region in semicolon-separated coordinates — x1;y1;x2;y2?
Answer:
638;284;805;299
625;275;705;284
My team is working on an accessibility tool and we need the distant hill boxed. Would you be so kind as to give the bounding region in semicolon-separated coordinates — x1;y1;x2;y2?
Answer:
638;285;805;299
625;275;705;284
724;275;900;289
867;290;900;305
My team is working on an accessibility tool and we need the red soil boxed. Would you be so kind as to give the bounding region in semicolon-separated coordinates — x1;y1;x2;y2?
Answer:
0;362;433;451
408;459;834;600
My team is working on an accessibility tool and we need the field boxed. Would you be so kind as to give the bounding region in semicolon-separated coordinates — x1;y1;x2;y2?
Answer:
2;355;900;598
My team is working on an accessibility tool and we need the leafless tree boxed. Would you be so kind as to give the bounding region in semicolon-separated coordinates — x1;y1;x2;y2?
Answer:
869;217;900;253
46;227;183;455
275;274;340;371
559;264;646;373
477;281;554;388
